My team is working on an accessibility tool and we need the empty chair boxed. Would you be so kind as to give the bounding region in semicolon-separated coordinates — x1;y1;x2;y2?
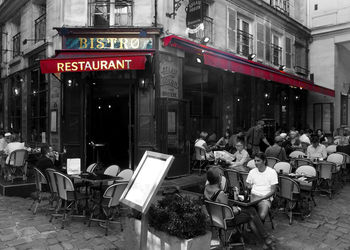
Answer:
4;149;28;182
316;161;339;199
293;158;313;170
327;153;344;171
29;167;50;214
289;151;306;159
274;162;292;174
88;182;128;235
295;165;317;207
104;165;121;176
117;169;134;182
204;200;245;249
326;145;337;155
266;157;280;168
86;163;98;173
46;168;62;220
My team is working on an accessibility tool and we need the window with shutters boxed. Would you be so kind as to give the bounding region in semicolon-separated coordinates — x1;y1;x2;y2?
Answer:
265;24;271;62
227;8;237;52
271;34;282;66
257;23;264;61
285;37;292;68
188;3;213;42
237;18;253;57
294;43;309;76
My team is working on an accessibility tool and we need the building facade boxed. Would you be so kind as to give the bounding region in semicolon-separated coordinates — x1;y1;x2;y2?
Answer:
308;0;350;134
0;0;334;175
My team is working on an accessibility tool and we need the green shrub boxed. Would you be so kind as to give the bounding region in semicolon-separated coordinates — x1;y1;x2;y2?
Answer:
148;194;208;239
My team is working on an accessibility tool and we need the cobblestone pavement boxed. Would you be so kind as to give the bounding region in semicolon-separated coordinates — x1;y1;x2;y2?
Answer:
1;184;350;249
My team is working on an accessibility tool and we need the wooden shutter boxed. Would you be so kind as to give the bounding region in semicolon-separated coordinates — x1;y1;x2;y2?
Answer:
257;23;264;61
285;37;291;68
265;23;271;62
227;8;237;52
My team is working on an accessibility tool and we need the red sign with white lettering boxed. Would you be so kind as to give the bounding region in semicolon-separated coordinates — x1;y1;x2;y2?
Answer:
40;55;146;73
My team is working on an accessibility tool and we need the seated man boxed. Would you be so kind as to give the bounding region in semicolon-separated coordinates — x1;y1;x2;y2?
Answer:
4;134;25;164
265;136;288;162
307;135;327;160
204;167;274;248
228;141;249;172
246;152;278;221
194;131;214;161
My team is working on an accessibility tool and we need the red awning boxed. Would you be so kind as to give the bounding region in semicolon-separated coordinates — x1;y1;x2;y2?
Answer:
40;50;154;73
162;35;334;97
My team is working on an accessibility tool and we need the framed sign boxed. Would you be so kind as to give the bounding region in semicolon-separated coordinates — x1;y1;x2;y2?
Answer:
120;151;174;214
50;110;58;133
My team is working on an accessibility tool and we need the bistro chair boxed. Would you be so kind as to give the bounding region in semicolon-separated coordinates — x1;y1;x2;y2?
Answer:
86;163;98;173
4;149;28;182
316;161;339;199
293;158;313;171
246;159;256;169
29;167;51;214
266;157;280;168
289;151;306;159
46;168;62;220
116;169;133;182
204;200;245;249
274;162;292;175
295;165;317;207
336;152;350;181
192;145;209;175
327;153;345;185
277;175;304;225
326;145;337;155
224;169;241;194
52;171;88;229
104;165;121;185
88;182;128;236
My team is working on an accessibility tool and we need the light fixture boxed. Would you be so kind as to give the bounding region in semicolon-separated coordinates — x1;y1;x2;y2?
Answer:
279;65;286;71
200;36;210;45
108;105;111;109
248;53;256;60
139;78;146;89
237;98;240;102
13;87;20;96
295;95;300;100
22;38;46;45
264;93;269;99
196;57;202;64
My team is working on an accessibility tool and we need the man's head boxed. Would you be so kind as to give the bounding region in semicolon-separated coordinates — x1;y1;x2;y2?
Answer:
235;141;244;152
256;120;265;129
289;130;297;139
206;167;222;185
4;132;11;142
310;134;320;148
254;152;267;171
274;135;284;145
199;131;208;140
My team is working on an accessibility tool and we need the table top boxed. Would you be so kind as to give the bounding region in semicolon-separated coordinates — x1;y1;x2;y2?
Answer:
70;172;123;183
228;195;266;207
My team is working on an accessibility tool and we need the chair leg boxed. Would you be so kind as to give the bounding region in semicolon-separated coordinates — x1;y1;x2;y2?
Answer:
269;210;274;230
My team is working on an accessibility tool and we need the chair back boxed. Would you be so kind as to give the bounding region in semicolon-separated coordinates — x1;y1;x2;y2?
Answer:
104;165;120;177
117;169;134;181
33;167;47;192
274;162;292;174
327;153;344;165
103;182;128;207
46;168;58;193
278;176;300;200
337;152;350;164
224;169;241;190
326;145;337;155
295;165;317;177
240;172;249;189
53;171;75;201
289;151;306;158
8;149;28;166
266;157;280;168
317;161;337;179
204;200;234;230
194;146;206;161
294;158;313;169
246;159;256;169
86;163;98;173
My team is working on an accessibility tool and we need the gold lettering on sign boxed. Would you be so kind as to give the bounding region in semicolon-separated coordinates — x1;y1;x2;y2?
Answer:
108;60;116;69
125;60;131;69
90;38;94;49
100;61;108;70
107;38;118;49
96;38;104;49
55;59;134;72
72;62;78;71
79;38;88;49
57;63;64;72
130;38;139;49
119;38;128;49
116;60;124;69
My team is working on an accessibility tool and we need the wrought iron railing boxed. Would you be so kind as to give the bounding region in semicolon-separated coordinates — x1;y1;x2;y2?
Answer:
35;13;46;43
270;0;290;15
294;65;309;77
12;32;20;58
88;1;132;26
271;43;282;66
188;16;213;43
237;29;253;57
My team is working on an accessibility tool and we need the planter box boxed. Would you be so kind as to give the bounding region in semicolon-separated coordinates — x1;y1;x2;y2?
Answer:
124;217;212;250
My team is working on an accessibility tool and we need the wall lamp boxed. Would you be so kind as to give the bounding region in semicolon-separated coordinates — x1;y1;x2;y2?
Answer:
248;53;256;60
279;65;286;71
22;38;46;45
200;36;210;45
138;77;153;90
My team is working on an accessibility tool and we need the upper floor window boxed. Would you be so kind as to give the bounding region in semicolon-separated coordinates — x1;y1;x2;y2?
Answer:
35;13;46;43
271;34;282;66
237;17;253;57
12;32;21;58
285;37;292;68
270;0;289;15
88;0;133;27
188;3;213;43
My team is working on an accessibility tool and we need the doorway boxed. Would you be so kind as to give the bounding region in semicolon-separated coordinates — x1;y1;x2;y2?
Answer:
87;79;134;169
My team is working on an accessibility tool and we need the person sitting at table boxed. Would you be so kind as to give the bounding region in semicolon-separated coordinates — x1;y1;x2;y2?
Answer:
36;144;55;173
316;129;328;144
228;141;250;172
4;134;25;164
283;130;302;155
195;131;214;161
215;129;232;151
0;131;7;152
246;152;278;222
307;134;327;160
265;136;288;162
299;134;311;154
204;167;275;249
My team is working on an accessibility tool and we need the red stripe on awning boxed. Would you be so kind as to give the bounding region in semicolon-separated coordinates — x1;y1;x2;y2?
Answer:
162;35;335;97
40;50;153;73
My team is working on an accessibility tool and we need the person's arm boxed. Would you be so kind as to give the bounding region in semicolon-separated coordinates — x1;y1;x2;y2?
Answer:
262;137;271;147
217;191;241;216
215;137;224;147
236;151;248;165
321;146;327;159
261;184;277;199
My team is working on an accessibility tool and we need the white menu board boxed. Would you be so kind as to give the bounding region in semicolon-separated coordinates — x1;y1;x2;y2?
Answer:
120;151;174;214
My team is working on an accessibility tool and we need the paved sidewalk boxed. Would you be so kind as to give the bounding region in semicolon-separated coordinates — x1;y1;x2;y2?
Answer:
0;183;350;249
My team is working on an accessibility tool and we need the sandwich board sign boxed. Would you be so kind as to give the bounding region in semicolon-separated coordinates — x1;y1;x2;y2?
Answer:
120;151;174;213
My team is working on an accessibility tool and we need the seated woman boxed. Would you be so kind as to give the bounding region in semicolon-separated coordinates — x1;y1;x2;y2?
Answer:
215;129;233;151
316;129;328;144
194;131;214;161
204;167;274;249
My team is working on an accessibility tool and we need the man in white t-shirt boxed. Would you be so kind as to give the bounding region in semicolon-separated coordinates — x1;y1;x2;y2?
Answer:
246;152;278;221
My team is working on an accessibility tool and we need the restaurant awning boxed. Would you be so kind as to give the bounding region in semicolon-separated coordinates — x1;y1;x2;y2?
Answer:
40;50;154;74
162;35;335;97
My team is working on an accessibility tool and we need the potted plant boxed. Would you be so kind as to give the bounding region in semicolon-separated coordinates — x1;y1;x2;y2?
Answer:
124;194;212;250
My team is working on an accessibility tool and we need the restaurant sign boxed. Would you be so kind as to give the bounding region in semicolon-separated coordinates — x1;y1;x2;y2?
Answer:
186;0;203;28
64;37;153;50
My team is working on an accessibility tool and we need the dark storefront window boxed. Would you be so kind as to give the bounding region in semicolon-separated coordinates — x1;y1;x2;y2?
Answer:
341;94;348;126
314;103;333;134
88;0;133;27
29;69;48;143
9;76;22;132
0;83;4;129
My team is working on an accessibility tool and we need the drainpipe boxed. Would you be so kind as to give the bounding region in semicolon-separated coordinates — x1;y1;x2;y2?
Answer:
154;0;158;27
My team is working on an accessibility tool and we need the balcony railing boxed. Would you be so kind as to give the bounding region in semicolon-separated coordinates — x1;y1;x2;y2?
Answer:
12;32;20;58
35;13;46;43
294;66;309;77
271;43;282;66
270;0;290;16
89;1;132;27
188;16;213;43
237;29;253;57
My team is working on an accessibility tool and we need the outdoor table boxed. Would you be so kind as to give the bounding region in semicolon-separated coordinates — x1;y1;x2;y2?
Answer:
228;194;273;207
